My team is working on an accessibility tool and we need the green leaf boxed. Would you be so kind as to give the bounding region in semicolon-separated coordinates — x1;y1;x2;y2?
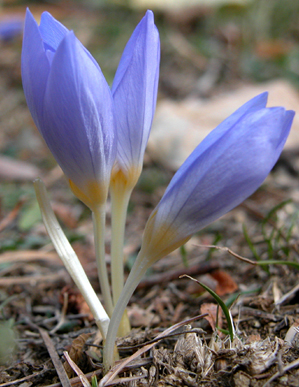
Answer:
182;275;235;341
18;200;41;231
242;224;261;261
180;245;189;268
256;260;299;270
91;376;98;387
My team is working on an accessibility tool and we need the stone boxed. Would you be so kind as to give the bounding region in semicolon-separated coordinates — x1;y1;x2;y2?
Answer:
121;0;252;11
147;80;299;170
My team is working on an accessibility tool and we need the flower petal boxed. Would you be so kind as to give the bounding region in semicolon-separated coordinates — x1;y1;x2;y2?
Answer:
112;10;160;175
41;32;115;195
39;11;69;51
21;9;50;131
164;92;269;195
142;103;294;261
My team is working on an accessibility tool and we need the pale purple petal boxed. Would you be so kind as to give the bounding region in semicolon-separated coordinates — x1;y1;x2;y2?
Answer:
39;11;69;51
21;9;50;131
41;32;115;192
142;97;294;257
112;10;160;174
164;92;268;194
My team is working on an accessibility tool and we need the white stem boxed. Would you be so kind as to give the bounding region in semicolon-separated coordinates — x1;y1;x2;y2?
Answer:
110;185;132;306
34;179;109;338
93;207;114;317
103;249;149;370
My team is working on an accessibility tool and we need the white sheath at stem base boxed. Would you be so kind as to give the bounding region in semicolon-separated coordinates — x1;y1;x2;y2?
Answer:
92;208;114;317
34;178;110;339
103;248;149;370
110;181;133;336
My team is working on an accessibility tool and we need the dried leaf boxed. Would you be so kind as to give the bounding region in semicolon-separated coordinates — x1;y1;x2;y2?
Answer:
127;304;160;327
210;270;238;296
64;333;92;378
200;303;223;331
255;40;292;59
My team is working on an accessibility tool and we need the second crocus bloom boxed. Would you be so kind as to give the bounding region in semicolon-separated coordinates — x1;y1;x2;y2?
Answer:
103;92;295;369
111;10;160;188
22;10;116;211
141;92;295;263
108;10;160;314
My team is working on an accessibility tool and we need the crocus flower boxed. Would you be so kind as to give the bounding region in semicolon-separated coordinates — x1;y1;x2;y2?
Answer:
111;10;160;187
103;92;295;369
0;17;23;41
140;92;294;262
21;9;116;211
108;11;160;316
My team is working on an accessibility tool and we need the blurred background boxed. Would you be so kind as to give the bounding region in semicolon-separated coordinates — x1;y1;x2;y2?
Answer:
0;0;299;264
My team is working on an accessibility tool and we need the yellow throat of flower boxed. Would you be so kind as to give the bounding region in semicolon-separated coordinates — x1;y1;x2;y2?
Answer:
110;165;141;191
141;210;191;264
69;179;108;210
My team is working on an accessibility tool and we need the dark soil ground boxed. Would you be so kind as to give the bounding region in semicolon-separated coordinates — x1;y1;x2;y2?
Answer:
1;1;299;386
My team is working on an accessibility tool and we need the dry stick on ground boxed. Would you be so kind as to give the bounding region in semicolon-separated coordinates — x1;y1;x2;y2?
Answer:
137;260;220;289
39;328;72;387
262;357;299;387
240;306;281;322
0;250;61;264
50;292;69;334
275;283;299;305
195;244;258;265
88;329;205;351
0;367;49;387
64;352;91;387
44;358;152;387
0;269;68;286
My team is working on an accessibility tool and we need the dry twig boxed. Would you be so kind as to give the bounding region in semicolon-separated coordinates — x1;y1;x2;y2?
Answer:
39;328;72;387
137;261;220;289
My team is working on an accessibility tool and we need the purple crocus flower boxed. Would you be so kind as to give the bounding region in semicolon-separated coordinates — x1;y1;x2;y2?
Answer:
21;9;116;210
0;18;23;41
103;93;295;369
111;10;160;187
140;92;295;262
108;11;160;312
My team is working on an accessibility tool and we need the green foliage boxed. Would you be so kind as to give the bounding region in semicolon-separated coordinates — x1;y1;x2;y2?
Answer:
0;233;47;253
185;275;235;341
225;287;261;308
179;244;189;268
18;200;41;231
0;320;17;365
136;168;170;194
243;199;299;271
91;376;98;387
261;199;293;260
242;224;260;261
206;233;222;261
1;183;34;210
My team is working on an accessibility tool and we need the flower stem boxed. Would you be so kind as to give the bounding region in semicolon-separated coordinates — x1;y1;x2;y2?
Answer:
110;182;132;302
93;207;114;317
34;179;110;338
110;180;133;336
103;248;149;371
